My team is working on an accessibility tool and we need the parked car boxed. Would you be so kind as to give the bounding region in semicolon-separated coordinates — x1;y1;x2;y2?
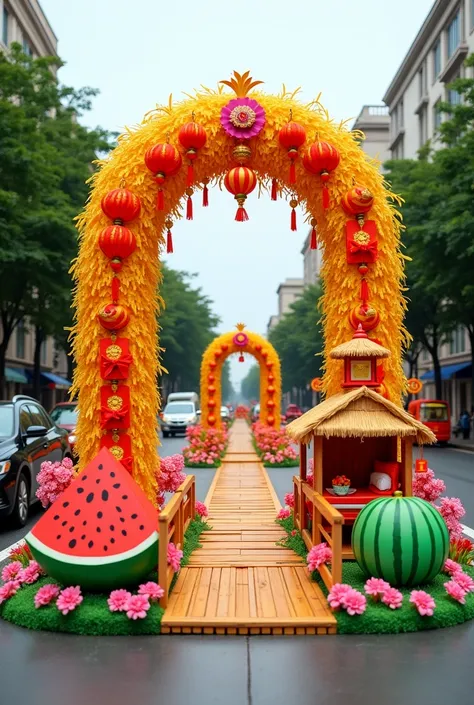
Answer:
221;406;230;421
160;401;198;438
285;404;303;423
50;402;78;454
251;404;260;422
0;395;72;526
167;392;199;408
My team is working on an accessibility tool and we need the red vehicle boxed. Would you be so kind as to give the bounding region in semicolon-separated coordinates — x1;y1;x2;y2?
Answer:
285;404;303;423
50;402;78;455
408;399;451;444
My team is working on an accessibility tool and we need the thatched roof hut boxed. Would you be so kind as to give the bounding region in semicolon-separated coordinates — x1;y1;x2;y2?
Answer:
286;386;436;446
329;335;391;359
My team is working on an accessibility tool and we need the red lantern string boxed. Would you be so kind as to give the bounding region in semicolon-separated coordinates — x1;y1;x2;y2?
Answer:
271;178;278;201
360;278;369;306
165;218;173;254
111;276;120;303
203;183;209;207
157;189;164;211
289;158;297;185
186;187;193;221
290;199;298;231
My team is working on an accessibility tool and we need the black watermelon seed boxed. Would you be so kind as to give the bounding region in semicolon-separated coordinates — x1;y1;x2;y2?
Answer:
63;501;69;508
53;515;59;520
69;526;75;533
77;487;84;494
120;517;125;523
104;545;108;551
82;520;87;526
121;530;127;536
110;525;115;531
115;506;122;513
98;463;103;470
97;526;102;533
81;474;88;481
56;534;61;540
110;471;115;478
110;538;115;544
81;534;86;540
112;483;120;489
97;511;103;519
96;479;100;485
131;514;138;519
139;525;144;530
122;495;128;500
69;539;77;549
61;520;67;527
86;492;94;503
74;509;81;516
88;540;94;548
102;490;109;501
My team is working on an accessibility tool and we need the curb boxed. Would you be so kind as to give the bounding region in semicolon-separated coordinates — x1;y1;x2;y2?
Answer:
449;442;474;453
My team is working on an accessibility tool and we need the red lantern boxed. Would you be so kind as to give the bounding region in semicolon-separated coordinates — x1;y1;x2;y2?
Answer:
144;144;182;211
208;414;216;426
221;344;229;352
303;141;340;209
224;166;257;222
178;121;207;186
98;303;130;331
238;354;244;363
266;362;273;369
101;188;141;224
342;185;374;222
278;121;306;184
208;399;216;408
99;225;137;272
415;458;428;473
267;414;275;425
208;375;215;383
268;374;274;383
267;399;275;409
209;361;217;370
208;385;216;394
267;385;275;395
349;303;380;332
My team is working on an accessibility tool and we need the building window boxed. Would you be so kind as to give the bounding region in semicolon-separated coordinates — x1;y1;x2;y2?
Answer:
448;84;462;105
433;40;441;79
16;322;25;360
22;39;33;57
2;6;8;46
41;340;47;365
433;99;442;131
392;138;404;160
450;327;465;354
447;11;460;59
419;106;428;147
418;64;427;98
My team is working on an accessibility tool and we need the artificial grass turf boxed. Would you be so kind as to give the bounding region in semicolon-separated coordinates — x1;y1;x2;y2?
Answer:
276;516;474;634
0;517;210;637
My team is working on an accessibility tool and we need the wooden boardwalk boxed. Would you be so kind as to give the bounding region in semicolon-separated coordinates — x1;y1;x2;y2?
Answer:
161;420;336;635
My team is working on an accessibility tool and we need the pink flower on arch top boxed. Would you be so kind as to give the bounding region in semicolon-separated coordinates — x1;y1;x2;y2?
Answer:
327;583;352;610
34;584;60;608
167;543;183;573
138;582;165;602
341;588;367;616
382;587;403;610
409;590;436;617
444;580;467;605
56;586;83;615
107;589;132;613
1;561;23;583
307;543;332;572
364;577;390;600
125;594;150;620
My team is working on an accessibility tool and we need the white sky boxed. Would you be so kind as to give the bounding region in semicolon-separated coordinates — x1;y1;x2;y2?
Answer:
41;0;433;388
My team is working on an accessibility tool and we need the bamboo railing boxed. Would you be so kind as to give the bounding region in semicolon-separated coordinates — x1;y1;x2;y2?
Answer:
293;476;343;591
158;475;196;608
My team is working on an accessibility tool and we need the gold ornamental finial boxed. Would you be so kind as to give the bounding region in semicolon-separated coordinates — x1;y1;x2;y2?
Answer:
236;322;246;331
220;71;264;97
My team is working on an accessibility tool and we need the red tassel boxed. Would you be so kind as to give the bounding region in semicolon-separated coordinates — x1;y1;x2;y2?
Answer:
289;161;296;185
291;208;297;231
186;163;194;187
238;354;244;363
322;185;329;209
235;206;249;222
186;195;193;221
111;276;120;303
310;227;317;250
271;178;277;201
203;184;209;207
361;278;369;305
157;189;164;211
166;229;173;254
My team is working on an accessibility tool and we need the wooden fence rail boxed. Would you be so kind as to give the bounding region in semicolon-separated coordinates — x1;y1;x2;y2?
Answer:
158;475;196;608
293;476;343;591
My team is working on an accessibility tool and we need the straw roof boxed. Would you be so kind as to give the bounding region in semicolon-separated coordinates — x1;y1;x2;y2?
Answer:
286;386;436;445
330;336;391;359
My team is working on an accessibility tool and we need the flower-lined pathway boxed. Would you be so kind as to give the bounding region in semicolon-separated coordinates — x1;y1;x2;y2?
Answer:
161;420;336;635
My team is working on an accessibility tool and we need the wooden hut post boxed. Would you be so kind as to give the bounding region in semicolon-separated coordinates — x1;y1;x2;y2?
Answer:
403;438;413;496
313;436;323;494
300;442;307;481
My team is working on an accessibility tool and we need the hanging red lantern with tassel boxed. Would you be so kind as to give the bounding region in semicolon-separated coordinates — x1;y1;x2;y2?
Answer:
185;187;193;221
271;178;278;201
99;225;137;272
342;185;374;223
101;188;141;223
289;198;298;231
164;217;174;254
178;119;207;186
144;143;182;211
238;354;244;363
310;218;317;250
303;141;340;208
278;120;306;185
224;166;257;222
202;177;210;207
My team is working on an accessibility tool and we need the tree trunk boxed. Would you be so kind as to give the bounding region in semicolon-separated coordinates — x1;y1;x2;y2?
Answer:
431;334;443;399
33;326;44;401
0;342;6;400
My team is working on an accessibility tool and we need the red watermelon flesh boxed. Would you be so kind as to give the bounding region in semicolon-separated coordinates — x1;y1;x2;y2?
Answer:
26;448;159;590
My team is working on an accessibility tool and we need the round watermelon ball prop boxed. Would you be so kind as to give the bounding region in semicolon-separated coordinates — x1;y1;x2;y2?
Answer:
352;491;449;587
26;448;158;591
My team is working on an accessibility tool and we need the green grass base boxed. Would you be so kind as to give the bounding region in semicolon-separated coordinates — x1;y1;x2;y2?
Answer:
184;461;221;469
276;516;474;634
0;517;210;637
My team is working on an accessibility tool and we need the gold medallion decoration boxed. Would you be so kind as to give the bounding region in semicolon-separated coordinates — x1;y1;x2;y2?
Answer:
229;105;256;129
353;230;370;246
107;395;123;411
106;344;122;361
109;445;124;460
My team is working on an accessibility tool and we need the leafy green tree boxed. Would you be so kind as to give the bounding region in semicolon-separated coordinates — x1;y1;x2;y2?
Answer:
241;364;260;402
221;361;234;403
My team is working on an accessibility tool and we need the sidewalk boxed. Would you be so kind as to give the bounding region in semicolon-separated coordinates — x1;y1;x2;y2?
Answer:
449;436;474;452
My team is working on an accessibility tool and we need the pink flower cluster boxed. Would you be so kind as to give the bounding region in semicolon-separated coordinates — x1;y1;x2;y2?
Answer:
409;590;436;616
36;457;75;508
276;507;291;520
442;559;474;605
33;583;83;614
252;422;298;465
327;584;367;615
307;543;332;572
364;578;403;609
413;467;466;542
183;425;228;467
167;542;183;572
438;497;465;541
2;560;43;586
34;584;60;608
156;454;186;509
195;501;209;519
107;582;164;619
284;492;295;508
412;468;446;502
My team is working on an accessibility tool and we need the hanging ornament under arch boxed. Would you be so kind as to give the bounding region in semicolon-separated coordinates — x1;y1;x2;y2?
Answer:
278;118;306;185
98;225;137;273
101;188;141;224
224;166;257;222
303;140;340;209
178;118;207;186
310;218;317;249
164;217;174;254
289;198;298;231
202;177;210;207
144;143;182;211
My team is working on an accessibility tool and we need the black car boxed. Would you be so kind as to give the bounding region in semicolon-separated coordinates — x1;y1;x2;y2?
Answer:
0;395;72;527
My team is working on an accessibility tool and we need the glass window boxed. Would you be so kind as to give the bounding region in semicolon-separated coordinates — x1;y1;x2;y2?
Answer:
433;40;441;79
19;405;33;434
448;85;462;105
0;405;14;438
2;7;8;46
433;99;442;130
16;321;25;359
164;403;194;414
447;11;460;59
41;340;47;364
27;403;51;429
420;403;449;422
50;405;78;426
22;38;32;56
450;327;465;354
418;65;426;98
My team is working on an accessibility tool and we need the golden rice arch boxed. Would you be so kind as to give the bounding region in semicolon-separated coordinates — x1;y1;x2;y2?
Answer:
71;71;407;503
201;325;281;429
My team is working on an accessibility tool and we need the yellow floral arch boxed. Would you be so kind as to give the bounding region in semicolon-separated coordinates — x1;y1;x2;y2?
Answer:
71;71;406;502
201;326;281;429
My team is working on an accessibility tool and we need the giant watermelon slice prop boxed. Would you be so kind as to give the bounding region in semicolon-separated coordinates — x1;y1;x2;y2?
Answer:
26;448;158;591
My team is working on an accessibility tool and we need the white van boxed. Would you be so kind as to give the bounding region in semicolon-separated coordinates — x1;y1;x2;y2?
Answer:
161;401;198;437
167;392;199;409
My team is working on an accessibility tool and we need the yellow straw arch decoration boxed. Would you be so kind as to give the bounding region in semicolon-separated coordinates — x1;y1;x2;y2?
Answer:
71;71;407;503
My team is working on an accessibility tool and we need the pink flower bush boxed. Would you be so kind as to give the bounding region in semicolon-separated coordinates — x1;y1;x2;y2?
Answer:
1;561;22;583
195;501;209;519
438;497;465;541
183;425;228;468
444;580;467;604
138;582;165;602
364;577;390;600
18;560;43;585
34;584;60;608
413;468;446;502
56;586;83;615
382;587;403;610
107;589;132;613
0;580;21;604
327;583;352;610
125;594;150;620
342;588;367;616
409;589;436;616
167;542;183;572
276;507;291;520
284;492;295;508
413;468;467;542
252;422;298;465
156;454;186;508
444;558;462;576
36;458;75;507
452;570;474;593
307;543;332;572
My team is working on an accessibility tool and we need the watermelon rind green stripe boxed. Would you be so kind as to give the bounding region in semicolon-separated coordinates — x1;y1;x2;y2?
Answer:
404;500;420;586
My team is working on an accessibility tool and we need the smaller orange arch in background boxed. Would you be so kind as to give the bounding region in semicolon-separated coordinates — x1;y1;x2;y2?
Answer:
200;324;281;429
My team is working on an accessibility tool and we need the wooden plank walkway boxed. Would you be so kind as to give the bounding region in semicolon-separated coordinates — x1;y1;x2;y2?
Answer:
161;420;336;635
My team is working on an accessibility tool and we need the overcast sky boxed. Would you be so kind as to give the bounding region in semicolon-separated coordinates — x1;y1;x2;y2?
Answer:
41;0;433;389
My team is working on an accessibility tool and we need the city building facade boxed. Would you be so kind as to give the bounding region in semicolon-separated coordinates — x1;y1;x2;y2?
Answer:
266;278;304;335
301;230;323;287
352;105;390;167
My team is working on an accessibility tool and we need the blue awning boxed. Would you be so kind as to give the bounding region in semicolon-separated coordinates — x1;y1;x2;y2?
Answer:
420;362;471;382
5;367;28;384
41;371;71;389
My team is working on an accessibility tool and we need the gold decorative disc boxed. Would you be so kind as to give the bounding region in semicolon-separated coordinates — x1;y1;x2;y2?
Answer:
109;445;124;460
106;344;122;361
107;395;123;411
353;230;370;246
